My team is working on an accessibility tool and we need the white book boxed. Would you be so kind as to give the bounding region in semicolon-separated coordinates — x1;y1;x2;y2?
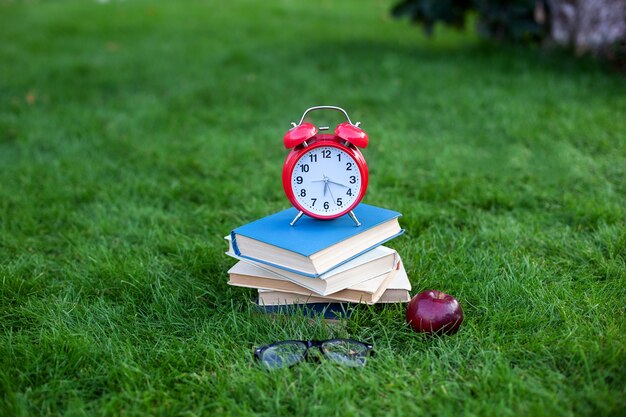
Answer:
257;260;412;305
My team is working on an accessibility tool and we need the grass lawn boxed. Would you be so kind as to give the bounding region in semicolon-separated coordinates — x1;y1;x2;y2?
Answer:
1;0;625;415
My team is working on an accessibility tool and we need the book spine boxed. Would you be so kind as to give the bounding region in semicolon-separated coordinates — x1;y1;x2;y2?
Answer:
230;231;242;256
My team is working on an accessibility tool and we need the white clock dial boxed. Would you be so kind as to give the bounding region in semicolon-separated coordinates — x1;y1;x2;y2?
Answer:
290;146;362;217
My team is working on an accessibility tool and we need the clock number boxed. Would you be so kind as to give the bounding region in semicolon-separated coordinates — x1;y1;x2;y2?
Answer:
296;176;303;184
346;189;352;196
346;162;353;171
300;189;306;197
324;201;329;209
309;154;317;163
300;164;309;172
322;149;331;159
337;198;342;206
349;176;356;184
336;153;342;162
311;198;317;206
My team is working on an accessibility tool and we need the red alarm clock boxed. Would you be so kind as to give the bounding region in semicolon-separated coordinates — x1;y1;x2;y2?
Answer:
282;106;369;226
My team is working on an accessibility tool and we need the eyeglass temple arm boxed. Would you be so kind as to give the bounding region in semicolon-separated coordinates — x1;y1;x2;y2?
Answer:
253;347;264;360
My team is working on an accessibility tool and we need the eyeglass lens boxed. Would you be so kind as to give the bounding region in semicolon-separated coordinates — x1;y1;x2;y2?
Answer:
322;340;370;367
260;341;307;369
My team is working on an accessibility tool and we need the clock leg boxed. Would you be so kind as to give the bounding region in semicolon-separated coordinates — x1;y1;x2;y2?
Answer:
348;211;361;227
290;211;304;226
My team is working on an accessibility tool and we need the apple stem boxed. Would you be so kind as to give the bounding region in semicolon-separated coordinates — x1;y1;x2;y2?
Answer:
437;292;447;300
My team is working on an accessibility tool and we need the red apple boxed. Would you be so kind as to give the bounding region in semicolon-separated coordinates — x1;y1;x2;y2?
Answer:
406;290;463;335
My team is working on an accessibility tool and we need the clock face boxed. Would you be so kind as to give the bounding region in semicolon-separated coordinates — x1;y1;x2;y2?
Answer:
290;145;362;218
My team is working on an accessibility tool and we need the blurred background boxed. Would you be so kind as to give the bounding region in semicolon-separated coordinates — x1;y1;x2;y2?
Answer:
2;0;624;236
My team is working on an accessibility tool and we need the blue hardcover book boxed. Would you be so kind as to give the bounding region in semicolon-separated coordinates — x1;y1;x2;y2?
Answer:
230;203;403;277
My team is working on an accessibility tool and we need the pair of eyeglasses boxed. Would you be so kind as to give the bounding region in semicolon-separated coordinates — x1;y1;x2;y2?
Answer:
254;339;374;369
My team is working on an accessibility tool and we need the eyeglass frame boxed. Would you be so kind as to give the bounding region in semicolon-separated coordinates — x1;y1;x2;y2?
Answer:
254;339;375;367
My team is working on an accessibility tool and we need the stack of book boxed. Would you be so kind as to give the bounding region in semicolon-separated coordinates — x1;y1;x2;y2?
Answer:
225;204;411;318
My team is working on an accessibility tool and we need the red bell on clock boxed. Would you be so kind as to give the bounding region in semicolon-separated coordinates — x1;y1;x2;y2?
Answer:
282;106;369;226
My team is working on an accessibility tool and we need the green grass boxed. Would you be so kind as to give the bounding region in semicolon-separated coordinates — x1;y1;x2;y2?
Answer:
1;0;625;415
